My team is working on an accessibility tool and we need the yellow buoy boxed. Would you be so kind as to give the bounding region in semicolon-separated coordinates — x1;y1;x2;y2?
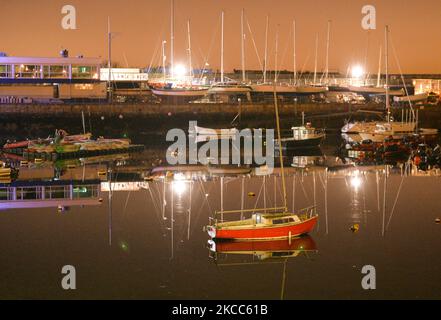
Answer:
350;224;360;233
247;192;256;197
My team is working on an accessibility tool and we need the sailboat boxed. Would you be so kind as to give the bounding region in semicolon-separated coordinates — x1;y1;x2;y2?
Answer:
343;26;416;138
208;10;252;102
251;19;327;97
205;38;318;240
149;0;208;104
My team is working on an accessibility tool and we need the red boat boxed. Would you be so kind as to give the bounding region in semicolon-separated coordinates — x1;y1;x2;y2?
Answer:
3;140;31;149
207;207;318;241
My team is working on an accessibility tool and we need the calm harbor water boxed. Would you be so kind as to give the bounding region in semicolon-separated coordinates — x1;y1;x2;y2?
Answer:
1;131;441;300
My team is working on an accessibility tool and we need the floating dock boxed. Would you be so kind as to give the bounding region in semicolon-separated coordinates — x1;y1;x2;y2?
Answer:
3;144;145;161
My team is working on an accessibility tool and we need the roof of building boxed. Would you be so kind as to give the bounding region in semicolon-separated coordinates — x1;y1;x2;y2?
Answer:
0;56;102;65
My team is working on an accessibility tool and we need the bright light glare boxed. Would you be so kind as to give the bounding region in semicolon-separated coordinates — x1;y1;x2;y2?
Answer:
174;64;187;78
172;180;187;195
351;65;364;78
350;176;362;189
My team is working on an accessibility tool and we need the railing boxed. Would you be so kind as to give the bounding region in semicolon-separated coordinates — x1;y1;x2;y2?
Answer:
214;206;288;216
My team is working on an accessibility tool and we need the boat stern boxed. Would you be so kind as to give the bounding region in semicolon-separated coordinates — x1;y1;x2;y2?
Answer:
206;225;217;238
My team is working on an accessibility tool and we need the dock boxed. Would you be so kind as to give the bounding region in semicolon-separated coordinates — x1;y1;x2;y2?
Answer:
3;144;145;161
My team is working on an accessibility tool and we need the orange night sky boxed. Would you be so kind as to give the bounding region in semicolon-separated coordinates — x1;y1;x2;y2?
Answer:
1;0;441;74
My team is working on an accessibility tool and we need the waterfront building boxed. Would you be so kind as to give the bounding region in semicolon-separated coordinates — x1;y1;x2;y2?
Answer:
0;180;102;210
0;54;106;103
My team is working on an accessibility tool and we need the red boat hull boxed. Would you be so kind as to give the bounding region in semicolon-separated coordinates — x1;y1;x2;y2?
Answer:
3;141;30;149
213;216;318;240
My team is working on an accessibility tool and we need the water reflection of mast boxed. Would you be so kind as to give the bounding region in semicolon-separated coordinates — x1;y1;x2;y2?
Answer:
220;176;224;221
171;182;174;260
108;166;112;246
280;258;288;300
162;180;167;221
187;181;192;240
241;176;245;219
324;169;328;235
382;165;388;236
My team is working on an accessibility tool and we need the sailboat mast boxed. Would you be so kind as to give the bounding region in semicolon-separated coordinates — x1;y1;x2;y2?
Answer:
274;87;288;211
107;17;112;102
325;20;331;83
187;20;193;79
263;15;269;83
273;29;287;212
293;19;297;85
274;26;279;83
313;33;318;84
241;9;246;82
170;0;175;78
377;46;382;87
221;11;225;83
162;40;167;82
385;25;390;122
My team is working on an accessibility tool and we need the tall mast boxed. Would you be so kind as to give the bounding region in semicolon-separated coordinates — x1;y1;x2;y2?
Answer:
273;24;287;211
221;11;225;83
313;33;318;84
170;0;175;78
385;25;390;122
241;9;246;82
187;20;192;79
273;79;287;211
274;25;279;83
107;17;112;102
293;19;297;85
324;20;331;84
364;30;370;85
263;15;269;83
162;40;167;82
376;46;382;88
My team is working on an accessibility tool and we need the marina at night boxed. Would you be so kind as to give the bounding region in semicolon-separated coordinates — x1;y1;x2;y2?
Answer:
2;0;441;308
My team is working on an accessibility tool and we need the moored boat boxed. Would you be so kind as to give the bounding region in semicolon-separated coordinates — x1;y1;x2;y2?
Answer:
280;124;325;149
150;85;208;104
207;207;317;240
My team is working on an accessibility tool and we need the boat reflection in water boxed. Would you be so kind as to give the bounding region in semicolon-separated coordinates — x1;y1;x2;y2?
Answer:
208;235;317;261
208;235;318;300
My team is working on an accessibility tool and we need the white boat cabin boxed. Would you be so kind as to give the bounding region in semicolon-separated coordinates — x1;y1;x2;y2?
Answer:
291;123;323;141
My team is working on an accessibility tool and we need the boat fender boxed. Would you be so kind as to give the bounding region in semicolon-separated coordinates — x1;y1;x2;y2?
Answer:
436;218;441;224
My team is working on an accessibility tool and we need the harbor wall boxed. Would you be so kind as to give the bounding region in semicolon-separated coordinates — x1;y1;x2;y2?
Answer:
0;102;380;117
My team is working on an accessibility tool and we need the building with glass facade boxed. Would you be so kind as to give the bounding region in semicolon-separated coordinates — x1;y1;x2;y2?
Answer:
0;56;106;102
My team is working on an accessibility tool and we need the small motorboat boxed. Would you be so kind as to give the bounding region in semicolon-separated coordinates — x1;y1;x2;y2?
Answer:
279;123;325;149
